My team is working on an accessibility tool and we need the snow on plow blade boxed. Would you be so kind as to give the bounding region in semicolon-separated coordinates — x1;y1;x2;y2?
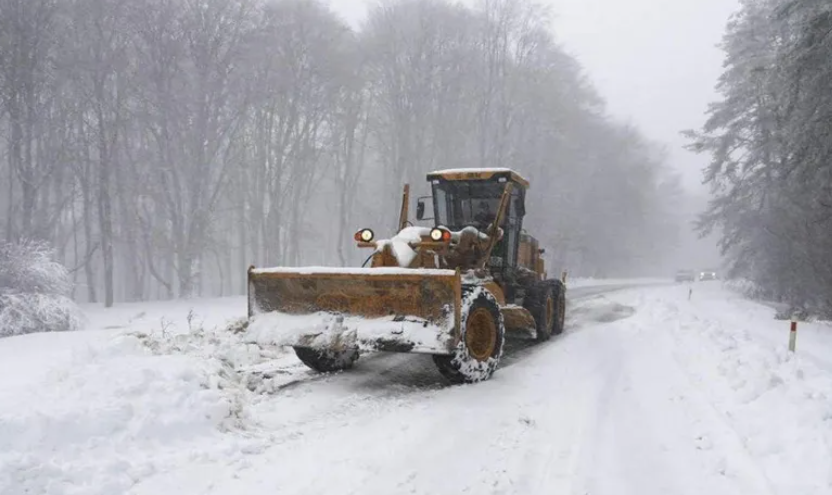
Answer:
246;267;461;354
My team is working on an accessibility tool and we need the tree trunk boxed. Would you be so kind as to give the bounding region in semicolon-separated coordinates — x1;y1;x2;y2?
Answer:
178;255;194;298
5;150;15;241
97;111;115;308
238;183;249;294
82;183;98;303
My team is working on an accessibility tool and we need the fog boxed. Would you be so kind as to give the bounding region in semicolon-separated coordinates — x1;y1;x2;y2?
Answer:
330;0;734;273
1;0;736;306
331;0;737;190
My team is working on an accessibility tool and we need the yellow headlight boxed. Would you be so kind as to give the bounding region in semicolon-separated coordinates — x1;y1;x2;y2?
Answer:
430;228;444;241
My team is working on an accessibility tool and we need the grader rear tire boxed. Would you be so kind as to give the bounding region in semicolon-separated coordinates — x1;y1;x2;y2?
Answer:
525;280;566;341
525;283;555;342
433;288;505;384
552;281;566;336
293;346;359;373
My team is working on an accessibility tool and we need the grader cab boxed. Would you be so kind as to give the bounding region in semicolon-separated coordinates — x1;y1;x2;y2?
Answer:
247;168;565;383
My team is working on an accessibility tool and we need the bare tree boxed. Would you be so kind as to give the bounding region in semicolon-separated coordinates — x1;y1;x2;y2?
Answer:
0;0;687;304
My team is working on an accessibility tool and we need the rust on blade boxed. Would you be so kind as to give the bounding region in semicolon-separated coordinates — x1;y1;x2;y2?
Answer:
249;270;459;329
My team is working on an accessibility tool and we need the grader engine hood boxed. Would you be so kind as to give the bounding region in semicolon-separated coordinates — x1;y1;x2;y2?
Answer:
246;267;461;354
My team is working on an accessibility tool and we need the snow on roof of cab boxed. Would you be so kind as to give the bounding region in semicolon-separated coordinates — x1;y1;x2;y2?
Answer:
426;168;529;188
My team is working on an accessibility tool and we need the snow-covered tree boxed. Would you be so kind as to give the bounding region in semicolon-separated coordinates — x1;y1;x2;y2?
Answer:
687;0;832;315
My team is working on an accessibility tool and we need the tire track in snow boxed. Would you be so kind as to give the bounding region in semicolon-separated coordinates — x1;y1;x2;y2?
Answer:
127;282;675;494
576;312;774;495
243;281;656;396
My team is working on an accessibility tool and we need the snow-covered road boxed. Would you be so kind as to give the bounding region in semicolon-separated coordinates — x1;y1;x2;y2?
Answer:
2;281;831;495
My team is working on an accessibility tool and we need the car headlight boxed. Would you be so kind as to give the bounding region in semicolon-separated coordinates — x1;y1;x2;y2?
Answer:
354;228;374;242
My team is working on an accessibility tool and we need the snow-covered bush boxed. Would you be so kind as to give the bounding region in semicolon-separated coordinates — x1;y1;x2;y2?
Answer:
723;277;823;321
722;278;767;300
0;240;83;337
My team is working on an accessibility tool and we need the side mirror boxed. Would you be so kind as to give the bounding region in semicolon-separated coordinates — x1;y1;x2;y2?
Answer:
416;199;426;220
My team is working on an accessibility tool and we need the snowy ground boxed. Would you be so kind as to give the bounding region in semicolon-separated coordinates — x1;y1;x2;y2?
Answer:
566;276;669;288
2;280;832;495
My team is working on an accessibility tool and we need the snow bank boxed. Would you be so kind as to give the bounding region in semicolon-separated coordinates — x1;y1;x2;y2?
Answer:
0;296;288;495
81;295;246;334
655;284;832;494
0;332;264;495
566;276;670;288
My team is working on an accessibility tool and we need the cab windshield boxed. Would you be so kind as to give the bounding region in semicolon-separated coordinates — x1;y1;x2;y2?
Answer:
432;181;506;231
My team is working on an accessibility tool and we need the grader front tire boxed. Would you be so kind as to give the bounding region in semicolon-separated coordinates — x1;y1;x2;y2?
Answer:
293;346;360;373
433;289;505;384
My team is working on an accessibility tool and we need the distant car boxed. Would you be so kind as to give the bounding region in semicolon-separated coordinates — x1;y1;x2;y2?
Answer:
699;270;717;281
675;270;695;283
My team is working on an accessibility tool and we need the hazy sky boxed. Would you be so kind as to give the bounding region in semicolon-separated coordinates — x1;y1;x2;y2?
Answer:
327;0;740;193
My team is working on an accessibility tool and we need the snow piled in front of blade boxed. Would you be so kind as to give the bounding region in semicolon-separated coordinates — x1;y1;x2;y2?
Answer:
245;310;453;354
0;297;310;495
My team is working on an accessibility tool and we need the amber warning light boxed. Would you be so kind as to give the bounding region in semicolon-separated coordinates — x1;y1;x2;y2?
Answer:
355;229;374;242
430;228;452;242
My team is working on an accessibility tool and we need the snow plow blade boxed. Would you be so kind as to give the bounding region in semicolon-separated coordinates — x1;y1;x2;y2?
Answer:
247;267;461;354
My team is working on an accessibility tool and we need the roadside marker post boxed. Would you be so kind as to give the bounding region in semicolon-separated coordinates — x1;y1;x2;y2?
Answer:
789;320;797;352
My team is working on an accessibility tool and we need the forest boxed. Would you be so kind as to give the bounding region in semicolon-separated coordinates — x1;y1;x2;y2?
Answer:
687;0;832;316
0;0;684;306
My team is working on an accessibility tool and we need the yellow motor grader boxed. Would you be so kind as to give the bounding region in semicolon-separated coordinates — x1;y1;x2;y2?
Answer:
247;168;565;383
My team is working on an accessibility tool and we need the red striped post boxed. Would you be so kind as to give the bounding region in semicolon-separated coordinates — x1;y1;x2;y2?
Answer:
789;320;797;352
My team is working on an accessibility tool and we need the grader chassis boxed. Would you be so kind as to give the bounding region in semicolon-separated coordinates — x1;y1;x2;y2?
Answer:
247;168;566;383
